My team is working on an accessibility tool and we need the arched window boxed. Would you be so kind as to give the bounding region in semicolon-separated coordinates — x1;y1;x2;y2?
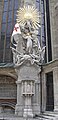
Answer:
0;0;48;63
0;0;19;63
45;0;52;62
36;0;46;47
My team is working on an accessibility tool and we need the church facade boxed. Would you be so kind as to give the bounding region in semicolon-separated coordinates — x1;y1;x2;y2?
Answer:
0;0;58;118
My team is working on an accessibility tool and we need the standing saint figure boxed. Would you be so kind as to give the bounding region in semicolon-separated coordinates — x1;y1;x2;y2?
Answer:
23;33;33;54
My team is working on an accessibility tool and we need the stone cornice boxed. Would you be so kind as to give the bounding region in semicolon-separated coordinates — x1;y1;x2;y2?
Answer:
42;59;58;73
0;67;17;80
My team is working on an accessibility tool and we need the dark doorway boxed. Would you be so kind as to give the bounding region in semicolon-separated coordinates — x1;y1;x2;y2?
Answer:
46;72;54;111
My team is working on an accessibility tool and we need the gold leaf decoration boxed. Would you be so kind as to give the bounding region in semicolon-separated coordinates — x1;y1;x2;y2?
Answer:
16;5;41;29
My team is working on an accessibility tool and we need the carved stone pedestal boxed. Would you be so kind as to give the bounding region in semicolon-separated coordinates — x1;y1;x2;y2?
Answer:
11;0;45;117
15;63;41;117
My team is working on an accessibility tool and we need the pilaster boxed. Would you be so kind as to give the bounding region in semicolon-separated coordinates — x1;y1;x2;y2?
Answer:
49;0;58;59
53;67;58;111
0;107;3;113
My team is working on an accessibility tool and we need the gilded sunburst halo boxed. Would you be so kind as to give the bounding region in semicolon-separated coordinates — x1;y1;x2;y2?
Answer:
16;5;41;29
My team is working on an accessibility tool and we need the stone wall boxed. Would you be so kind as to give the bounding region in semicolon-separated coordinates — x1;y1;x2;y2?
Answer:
0;75;17;99
0;0;3;38
0;67;17;111
49;0;58;59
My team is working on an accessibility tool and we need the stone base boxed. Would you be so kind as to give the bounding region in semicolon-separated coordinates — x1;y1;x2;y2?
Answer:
23;108;33;118
32;104;40;116
15;104;40;117
15;104;23;117
0;111;57;120
54;107;58;112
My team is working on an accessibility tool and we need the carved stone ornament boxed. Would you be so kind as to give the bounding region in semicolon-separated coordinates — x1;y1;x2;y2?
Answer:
11;6;46;66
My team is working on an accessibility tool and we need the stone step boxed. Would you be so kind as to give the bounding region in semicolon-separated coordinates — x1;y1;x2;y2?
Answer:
43;111;58;118
34;114;55;120
0;113;58;120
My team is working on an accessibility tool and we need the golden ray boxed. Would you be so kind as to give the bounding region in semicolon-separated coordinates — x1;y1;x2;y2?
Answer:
16;5;41;29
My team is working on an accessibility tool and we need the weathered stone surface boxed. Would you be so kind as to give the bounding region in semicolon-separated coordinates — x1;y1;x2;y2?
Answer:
16;64;40;81
0;75;17;99
0;0;3;36
53;67;58;111
0;0;58;119
49;0;58;59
